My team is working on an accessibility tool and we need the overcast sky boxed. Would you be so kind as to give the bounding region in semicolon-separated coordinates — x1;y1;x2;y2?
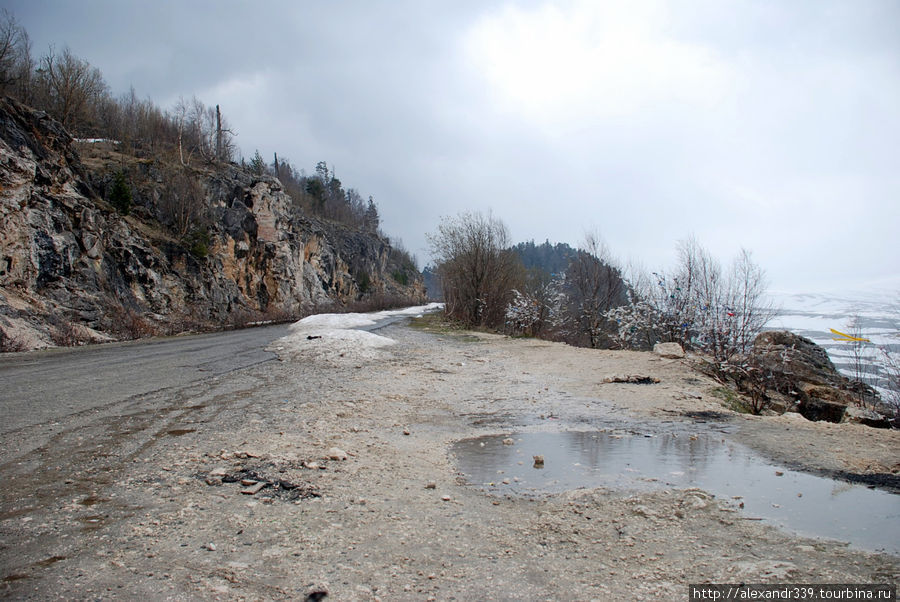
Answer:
9;0;899;295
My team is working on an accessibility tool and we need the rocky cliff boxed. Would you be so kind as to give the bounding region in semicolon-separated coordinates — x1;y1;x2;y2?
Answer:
0;97;424;350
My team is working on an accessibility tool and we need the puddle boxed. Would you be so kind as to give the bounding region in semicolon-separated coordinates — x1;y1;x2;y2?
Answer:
453;431;900;554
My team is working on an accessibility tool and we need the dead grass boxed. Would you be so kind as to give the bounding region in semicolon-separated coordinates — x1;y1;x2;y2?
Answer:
47;315;93;347
101;305;159;341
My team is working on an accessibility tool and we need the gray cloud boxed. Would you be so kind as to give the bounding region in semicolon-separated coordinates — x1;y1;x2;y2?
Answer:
9;0;899;294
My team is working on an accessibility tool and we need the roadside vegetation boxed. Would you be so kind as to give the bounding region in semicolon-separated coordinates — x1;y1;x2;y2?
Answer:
426;210;900;418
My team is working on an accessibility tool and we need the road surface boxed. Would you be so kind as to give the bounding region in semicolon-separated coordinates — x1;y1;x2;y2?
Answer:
0;324;291;455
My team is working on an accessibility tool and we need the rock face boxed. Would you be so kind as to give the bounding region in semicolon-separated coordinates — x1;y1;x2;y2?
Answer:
0;97;424;350
752;331;884;425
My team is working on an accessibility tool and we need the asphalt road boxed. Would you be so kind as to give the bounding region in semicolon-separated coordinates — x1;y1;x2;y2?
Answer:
0;324;291;438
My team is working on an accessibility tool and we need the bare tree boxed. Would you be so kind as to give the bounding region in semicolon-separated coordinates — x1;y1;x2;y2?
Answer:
724;249;775;358
173;96;190;165
188;96;216;161
671;238;773;362
606;238;774;361
158;167;207;239
427;211;523;328
0;9;31;96
558;231;628;348
213;104;236;162
878;343;900;418
35;46;108;134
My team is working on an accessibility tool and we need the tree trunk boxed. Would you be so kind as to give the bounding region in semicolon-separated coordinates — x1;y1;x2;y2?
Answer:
215;104;222;161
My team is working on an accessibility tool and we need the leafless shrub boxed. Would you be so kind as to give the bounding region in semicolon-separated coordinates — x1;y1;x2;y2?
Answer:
102;305;158;340
163;308;210;336
717;344;795;415
225;305;308;330
878;346;900;419
841;314;871;407
226;309;257;330
0;329;28;352
344;293;422;314
607;238;775;361
48;315;91;347
505;287;552;337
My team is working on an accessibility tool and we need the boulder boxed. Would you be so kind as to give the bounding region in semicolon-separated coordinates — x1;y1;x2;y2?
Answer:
752;331;881;421
653;342;685;359
798;397;846;423
796;382;854;405
753;331;843;388
842;405;892;429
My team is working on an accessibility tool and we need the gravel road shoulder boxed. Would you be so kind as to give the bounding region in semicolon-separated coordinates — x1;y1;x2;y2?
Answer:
1;322;897;600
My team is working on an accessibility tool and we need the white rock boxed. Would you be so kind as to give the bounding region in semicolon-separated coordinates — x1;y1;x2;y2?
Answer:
653;342;685;359
685;495;708;509
325;447;348;461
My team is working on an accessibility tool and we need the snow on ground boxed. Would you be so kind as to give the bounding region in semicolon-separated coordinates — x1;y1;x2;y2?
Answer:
272;303;443;360
74;138;121;144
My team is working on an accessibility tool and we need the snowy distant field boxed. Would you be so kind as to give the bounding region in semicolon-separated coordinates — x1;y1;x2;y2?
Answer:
768;289;900;391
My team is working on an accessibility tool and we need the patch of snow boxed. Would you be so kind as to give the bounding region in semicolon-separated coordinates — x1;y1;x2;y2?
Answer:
275;303;442;361
74;138;121;144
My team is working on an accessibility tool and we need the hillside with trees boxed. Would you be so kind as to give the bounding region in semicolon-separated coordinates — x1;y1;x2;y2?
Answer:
0;10;404;242
0;11;422;351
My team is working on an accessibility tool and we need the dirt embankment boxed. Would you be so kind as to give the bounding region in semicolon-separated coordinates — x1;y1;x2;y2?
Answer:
1;320;897;600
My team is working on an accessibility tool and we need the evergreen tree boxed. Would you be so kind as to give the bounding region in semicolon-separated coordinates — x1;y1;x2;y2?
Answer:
248;149;266;175
109;171;132;215
364;197;380;232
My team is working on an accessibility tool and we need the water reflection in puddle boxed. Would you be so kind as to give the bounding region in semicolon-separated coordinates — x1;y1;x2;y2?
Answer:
452;431;900;554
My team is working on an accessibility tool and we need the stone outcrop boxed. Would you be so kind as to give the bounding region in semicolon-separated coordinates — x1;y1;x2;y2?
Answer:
752;331;886;426
0;97;424;350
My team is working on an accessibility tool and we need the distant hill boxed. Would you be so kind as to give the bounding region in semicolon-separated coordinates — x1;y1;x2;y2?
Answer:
510;240;578;276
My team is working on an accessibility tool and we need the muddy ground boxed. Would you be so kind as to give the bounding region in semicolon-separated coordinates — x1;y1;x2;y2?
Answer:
1;318;898;600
